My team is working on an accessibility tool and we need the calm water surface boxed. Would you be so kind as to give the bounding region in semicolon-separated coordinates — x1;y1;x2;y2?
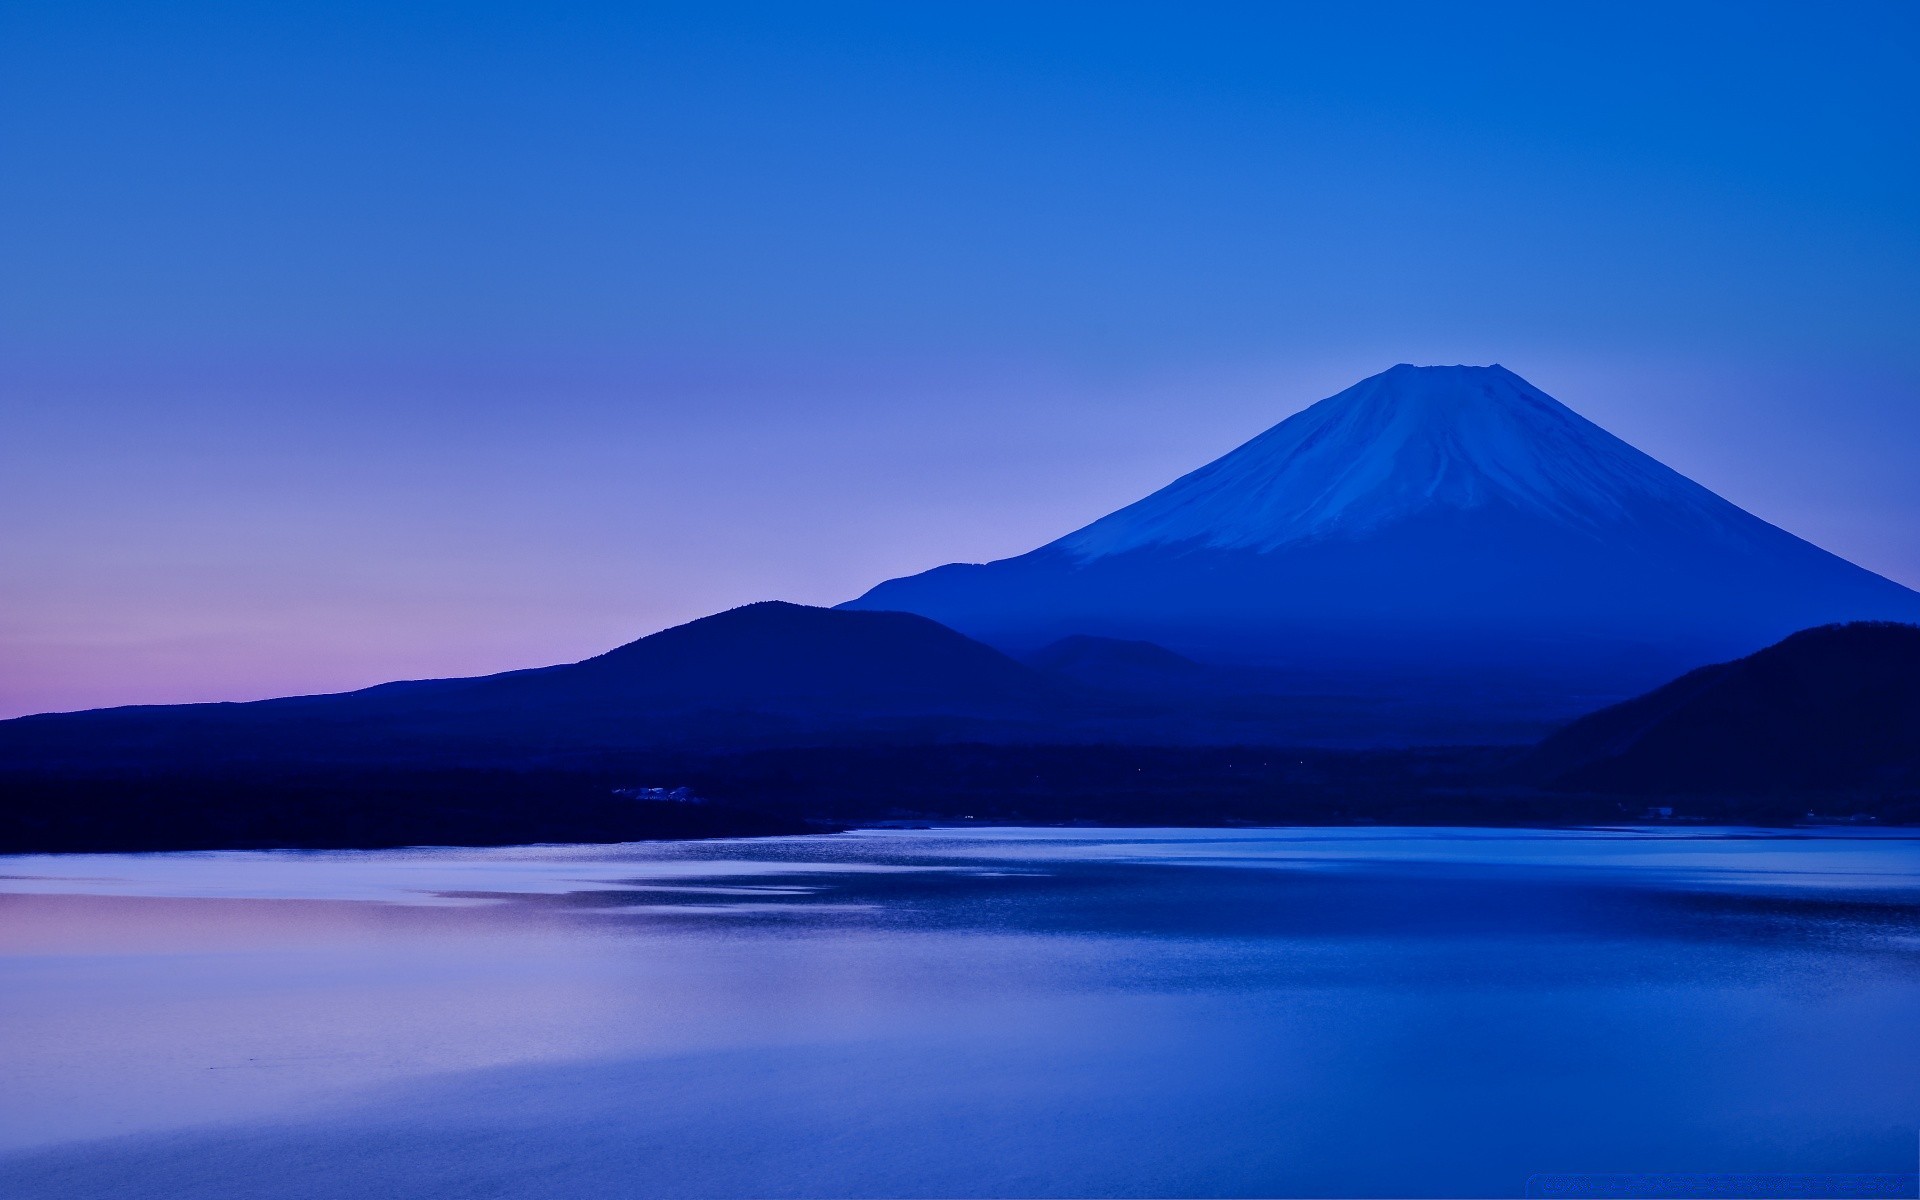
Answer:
1;826;1917;1198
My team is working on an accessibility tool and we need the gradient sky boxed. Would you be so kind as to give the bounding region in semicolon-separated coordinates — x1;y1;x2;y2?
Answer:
4;1;1918;717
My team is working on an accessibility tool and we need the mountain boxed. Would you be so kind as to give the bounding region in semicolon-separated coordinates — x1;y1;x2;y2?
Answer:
0;602;1066;770
843;365;1920;703
1531;622;1920;795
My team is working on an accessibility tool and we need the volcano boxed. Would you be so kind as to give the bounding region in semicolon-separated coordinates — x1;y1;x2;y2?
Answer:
843;364;1920;701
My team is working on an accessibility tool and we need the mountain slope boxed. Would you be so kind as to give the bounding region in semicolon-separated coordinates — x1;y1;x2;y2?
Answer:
1531;622;1920;794
0;602;1067;770
1024;635;1219;693
844;365;1920;699
500;600;1056;711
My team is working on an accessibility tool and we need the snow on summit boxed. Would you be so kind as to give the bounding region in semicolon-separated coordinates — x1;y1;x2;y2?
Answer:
1056;364;1737;559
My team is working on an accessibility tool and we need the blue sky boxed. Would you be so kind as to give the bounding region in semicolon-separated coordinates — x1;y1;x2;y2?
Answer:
3;1;1917;714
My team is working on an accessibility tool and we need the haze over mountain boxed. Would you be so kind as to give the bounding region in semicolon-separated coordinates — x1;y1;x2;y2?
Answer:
1023;635;1221;696
844;365;1920;699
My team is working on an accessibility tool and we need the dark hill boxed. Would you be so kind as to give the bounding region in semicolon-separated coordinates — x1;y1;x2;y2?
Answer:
503;600;1055;711
1531;622;1920;795
0;602;1068;770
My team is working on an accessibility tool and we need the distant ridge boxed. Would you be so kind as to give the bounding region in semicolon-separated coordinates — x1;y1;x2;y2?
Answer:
844;365;1920;701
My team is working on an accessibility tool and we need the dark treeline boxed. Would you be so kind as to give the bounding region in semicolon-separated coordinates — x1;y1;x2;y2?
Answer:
9;742;1905;854
0;769;821;853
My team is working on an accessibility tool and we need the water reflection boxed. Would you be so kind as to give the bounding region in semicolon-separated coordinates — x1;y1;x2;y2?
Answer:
0;827;1916;1198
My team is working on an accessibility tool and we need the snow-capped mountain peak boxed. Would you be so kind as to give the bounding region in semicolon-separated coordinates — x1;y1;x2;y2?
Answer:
1054;364;1728;559
842;362;1920;698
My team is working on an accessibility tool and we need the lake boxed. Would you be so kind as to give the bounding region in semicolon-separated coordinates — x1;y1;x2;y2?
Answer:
1;827;1916;1198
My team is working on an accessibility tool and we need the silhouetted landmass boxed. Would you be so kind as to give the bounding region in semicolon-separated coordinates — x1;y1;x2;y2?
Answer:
0;745;1618;855
0;602;1081;772
5;615;1919;854
0;602;1578;778
1532;622;1920;796
658;743;1610;826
